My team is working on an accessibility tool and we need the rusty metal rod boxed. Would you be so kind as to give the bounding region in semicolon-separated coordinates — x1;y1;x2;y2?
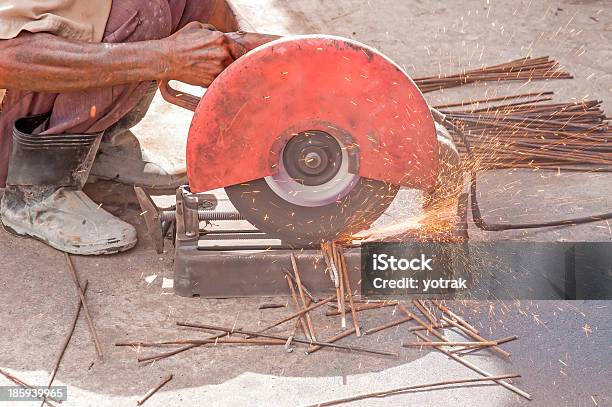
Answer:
453;335;519;354
397;303;449;342
176;322;399;358
291;254;317;341
139;345;201;362
418;66;571;80
136;331;231;363
282;268;316;303
337;245;361;336
286;275;312;341
413;331;531;400
442;96;611;169
64;253;103;359
331;243;347;329
364;315;414;336
305;373;522;407
117;338;286;347
285;317;301;353
321;243;342;314
306;327;357;355
41;280;89;407
258;303;285;310
434;91;554;109
408;323;451;331
325;301;397;316
137;373;173;406
441;316;511;358
0;368;60;406
412;299;438;325
432;301;479;334
415;56;561;77
254;294;336;334
403;340;499;347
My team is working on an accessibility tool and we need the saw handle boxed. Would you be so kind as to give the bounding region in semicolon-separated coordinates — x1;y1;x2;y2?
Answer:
159;81;200;112
160;31;281;112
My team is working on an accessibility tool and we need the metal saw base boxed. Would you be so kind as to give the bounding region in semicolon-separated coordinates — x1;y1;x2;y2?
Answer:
172;188;468;298
175;238;361;298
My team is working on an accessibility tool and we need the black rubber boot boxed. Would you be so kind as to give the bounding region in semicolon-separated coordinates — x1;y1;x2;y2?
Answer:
0;113;137;255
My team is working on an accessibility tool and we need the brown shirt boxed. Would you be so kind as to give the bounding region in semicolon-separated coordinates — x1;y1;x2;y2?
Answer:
0;0;112;106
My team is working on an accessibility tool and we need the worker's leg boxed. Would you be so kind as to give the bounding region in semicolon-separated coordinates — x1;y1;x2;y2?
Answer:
0;0;186;254
0;0;241;188
0;0;181;186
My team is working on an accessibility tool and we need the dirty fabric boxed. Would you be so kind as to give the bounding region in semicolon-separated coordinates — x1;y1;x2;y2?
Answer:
0;0;112;42
0;0;229;187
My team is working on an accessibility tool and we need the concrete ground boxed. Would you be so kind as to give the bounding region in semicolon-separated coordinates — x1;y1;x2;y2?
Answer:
1;1;611;406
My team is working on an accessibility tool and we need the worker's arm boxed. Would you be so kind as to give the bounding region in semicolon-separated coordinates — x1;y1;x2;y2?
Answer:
0;22;243;93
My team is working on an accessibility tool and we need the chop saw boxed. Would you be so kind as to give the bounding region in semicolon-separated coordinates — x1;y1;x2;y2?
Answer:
136;32;467;297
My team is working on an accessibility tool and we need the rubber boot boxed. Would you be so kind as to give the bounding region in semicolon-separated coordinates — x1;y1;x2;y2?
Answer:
88;82;187;190
89;130;187;190
0;113;137;255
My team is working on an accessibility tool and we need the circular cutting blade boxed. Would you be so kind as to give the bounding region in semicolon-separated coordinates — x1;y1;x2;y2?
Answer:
226;130;398;245
226;177;398;246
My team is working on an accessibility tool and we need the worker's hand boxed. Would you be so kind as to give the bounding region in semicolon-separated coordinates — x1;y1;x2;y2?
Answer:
161;22;246;87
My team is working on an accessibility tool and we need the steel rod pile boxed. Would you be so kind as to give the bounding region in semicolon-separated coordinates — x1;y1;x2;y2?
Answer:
115;245;531;403
440;97;611;170
176;322;399;357
414;56;572;93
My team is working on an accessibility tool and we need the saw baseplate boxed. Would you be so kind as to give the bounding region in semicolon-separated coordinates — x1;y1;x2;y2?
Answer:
160;187;468;298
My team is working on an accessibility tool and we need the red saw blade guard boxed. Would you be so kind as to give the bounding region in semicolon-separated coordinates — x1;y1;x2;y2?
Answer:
186;35;438;192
